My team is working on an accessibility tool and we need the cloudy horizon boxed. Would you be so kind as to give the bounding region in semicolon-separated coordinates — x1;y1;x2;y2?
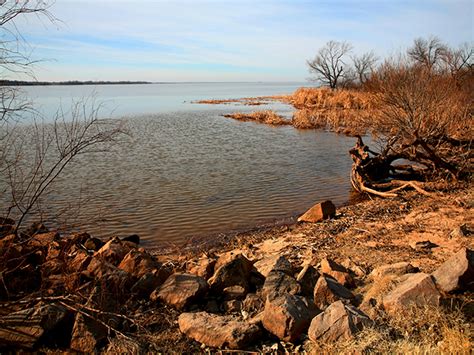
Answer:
11;0;474;82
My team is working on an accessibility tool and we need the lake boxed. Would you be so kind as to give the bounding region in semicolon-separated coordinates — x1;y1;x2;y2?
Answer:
2;82;357;248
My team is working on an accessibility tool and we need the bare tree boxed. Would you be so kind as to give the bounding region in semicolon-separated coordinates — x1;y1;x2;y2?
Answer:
0;2;126;233
441;42;473;78
352;51;378;84
307;40;353;89
407;36;447;71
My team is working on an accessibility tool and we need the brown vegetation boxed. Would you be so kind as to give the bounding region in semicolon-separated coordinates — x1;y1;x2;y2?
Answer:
223;110;291;126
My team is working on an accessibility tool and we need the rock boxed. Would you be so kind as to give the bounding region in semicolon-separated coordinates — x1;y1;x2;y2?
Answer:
341;258;367;277
321;258;355;288
68;250;92;272
27;232;60;249
83;237;104;251
370;262;419;280
432;247;474;292
224;299;242;313
0;303;69;349
0;224;15;238
118;249;160;279
254;255;293;278
223;285;247;300
178;312;261;349
313;275;354;310
449;224;471;239
151;273;208;310
262;270;301;300
383;273;441;316
262;294;313;342
208;254;254;292
121;234;140;245
297;200;336;223
131;270;168;299
296;264;320;297
308;300;371;342
41;259;65;277
22;222;49;238
410;240;438;251
187;256;216;280
85;258;133;297
242;293;264;315
70;312;108;353
94;237;131;265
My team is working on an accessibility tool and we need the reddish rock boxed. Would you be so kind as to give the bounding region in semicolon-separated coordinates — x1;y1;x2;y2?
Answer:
85;257;133;296
70;312;107;353
262;294;313;342
94;237;130;265
297;200;336;223
432;248;474;292
242;293;264;315
131;270;169;299
118;249;160;279
383;273;441;316
313;275;354;310
208;254;254;292
27;232;60;249
223;285;247;300
370;262;419;280
321;258;355;288
83;237;104;251
187;256;216;279
224;299;242;313
68;250;92;272
178;311;261;349
151;273;208;310
308;301;371;342
254;255;293;278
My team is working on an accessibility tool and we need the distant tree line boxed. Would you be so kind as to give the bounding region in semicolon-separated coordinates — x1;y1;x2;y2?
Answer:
0;80;152;86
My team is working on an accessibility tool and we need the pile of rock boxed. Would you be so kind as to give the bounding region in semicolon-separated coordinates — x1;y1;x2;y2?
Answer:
0;216;472;352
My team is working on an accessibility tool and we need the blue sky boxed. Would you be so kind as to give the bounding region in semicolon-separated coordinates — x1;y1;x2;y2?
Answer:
11;0;474;82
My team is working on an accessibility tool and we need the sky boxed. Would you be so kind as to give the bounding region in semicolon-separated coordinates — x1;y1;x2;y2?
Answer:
7;0;474;82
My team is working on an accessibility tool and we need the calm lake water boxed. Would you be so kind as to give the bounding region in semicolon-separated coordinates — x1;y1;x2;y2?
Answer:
3;83;357;248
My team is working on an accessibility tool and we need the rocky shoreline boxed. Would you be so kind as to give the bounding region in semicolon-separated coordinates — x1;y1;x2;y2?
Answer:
0;187;472;353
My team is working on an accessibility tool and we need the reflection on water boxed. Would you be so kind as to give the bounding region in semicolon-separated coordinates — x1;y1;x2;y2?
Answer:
1;83;357;248
33;110;356;247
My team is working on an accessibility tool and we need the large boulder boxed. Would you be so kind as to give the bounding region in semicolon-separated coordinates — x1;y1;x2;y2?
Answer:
370;262;419;280
208;254;255;292
117;249;160;279
0;303;69;349
313;275;354;310
178;312;261;349
254;255;293;278
320;258;355;288
131;270;169;299
151;273;208;310
297;200;336;223
308;301;371;342
262;294;313;342
431;248;473;292
383;273;441;316
262;270;301;300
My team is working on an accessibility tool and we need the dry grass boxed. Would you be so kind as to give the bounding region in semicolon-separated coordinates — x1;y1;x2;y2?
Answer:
286;87;378;135
223;110;291;126
306;304;472;354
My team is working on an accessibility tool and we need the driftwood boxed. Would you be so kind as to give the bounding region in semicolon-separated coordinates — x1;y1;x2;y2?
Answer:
349;136;434;198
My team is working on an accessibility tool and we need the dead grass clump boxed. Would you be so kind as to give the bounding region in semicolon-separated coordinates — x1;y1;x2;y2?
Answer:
306;304;471;354
290;87;375;110
223;110;291;126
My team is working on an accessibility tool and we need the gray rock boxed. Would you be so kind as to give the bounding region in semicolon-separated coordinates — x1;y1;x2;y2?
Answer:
308;300;371;342
262;270;301;300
